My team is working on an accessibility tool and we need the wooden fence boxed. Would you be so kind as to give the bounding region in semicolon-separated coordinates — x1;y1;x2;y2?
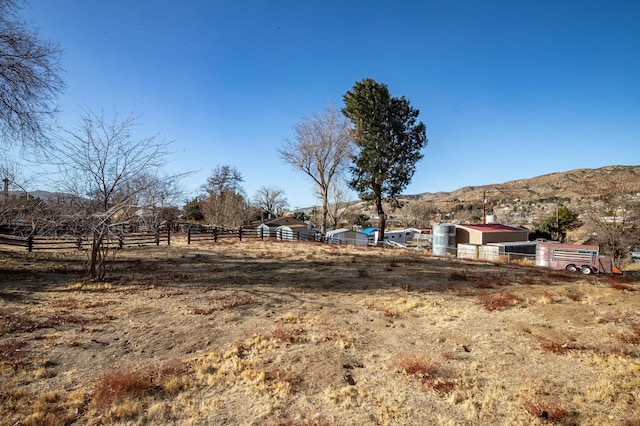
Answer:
0;230;170;252
0;226;346;252
185;227;329;244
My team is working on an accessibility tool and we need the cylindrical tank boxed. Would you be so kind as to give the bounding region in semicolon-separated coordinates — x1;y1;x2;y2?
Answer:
432;223;456;256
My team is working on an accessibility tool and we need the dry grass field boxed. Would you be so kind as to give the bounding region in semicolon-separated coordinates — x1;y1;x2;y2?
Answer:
1;238;639;425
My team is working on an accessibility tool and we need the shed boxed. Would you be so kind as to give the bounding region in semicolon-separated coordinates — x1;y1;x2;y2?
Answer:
325;229;368;246
343;230;369;246
326;228;349;244
256;223;276;237
454;224;528;245
487;241;538;256
362;227;379;245
276;225;295;241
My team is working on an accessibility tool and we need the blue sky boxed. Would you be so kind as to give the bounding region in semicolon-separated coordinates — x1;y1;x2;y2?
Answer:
19;0;640;208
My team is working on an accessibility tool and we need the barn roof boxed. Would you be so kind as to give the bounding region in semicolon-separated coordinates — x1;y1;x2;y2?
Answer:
456;224;526;233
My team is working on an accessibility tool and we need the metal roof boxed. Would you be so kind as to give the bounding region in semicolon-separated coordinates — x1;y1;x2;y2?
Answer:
455;224;527;233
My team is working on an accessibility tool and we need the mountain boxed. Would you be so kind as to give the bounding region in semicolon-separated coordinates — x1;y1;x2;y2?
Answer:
402;166;640;215
337;165;640;230
409;165;640;208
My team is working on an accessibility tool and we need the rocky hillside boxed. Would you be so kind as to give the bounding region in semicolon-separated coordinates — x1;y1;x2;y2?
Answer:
345;165;640;229
411;165;640;207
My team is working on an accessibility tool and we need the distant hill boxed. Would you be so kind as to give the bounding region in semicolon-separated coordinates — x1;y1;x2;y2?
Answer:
329;165;640;230
408;165;640;208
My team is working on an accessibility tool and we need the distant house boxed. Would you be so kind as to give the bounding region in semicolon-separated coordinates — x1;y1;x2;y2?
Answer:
263;216;308;230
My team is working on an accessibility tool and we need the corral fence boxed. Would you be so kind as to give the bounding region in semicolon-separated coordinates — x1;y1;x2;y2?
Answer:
0;230;170;252
185;227;339;244
0;225;349;252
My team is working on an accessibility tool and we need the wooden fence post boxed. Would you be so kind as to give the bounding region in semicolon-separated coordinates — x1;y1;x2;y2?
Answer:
27;235;33;252
119;236;124;249
187;227;192;245
260;227;263;240
155;229;160;246
213;228;218;242
76;237;82;250
167;228;171;246
238;227;242;241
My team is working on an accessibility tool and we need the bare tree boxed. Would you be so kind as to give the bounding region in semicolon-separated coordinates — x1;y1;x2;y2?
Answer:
279;102;353;235
326;180;353;230
0;0;64;149
201;165;248;229
397;200;438;228
584;193;640;267
50;108;173;280
252;186;288;219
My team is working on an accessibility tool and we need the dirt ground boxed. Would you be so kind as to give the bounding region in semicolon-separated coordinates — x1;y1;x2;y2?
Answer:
1;238;639;425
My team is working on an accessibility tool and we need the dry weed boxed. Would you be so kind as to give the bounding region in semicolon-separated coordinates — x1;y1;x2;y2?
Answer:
538;337;585;354
474;280;493;289
91;368;154;411
477;292;523;311
398;355;456;394
523;397;567;422
448;270;469;281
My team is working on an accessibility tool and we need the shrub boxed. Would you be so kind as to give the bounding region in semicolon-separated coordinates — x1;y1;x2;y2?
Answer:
398;356;456;394
538;337;584;354
448;270;469;281
477;292;522;311
92;368;154;411
523;398;567;422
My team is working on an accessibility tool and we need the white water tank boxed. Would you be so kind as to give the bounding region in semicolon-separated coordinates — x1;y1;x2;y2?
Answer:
432;223;456;256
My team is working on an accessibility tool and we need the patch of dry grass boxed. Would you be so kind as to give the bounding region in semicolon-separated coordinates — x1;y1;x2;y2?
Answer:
477;291;523;311
0;240;639;424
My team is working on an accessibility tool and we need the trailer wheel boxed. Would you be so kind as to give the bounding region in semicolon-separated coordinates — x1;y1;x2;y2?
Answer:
565;264;578;272
580;266;593;275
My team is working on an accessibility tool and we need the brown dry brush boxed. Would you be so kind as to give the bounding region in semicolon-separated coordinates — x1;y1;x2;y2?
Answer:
523;398;568;423
398;356;456;394
477;292;523;311
91;359;188;413
620;322;640;345
538;337;586;354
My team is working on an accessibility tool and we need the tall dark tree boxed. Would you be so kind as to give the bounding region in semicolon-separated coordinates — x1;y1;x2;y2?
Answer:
182;197;204;221
0;0;64;149
342;78;427;240
530;206;580;242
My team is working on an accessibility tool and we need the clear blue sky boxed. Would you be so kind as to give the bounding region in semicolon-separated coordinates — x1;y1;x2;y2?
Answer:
19;0;640;208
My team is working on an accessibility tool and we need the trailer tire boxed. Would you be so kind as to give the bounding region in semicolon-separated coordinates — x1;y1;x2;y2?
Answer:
565;264;578;272
580;266;593;275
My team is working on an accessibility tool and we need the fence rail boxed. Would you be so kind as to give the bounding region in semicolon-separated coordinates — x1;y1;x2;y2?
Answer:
0;225;366;252
0;230;170;252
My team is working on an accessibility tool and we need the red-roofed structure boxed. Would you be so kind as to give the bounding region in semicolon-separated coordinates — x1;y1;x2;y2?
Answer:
454;223;528;245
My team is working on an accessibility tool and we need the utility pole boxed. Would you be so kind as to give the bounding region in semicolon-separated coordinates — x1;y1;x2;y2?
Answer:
482;190;486;224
